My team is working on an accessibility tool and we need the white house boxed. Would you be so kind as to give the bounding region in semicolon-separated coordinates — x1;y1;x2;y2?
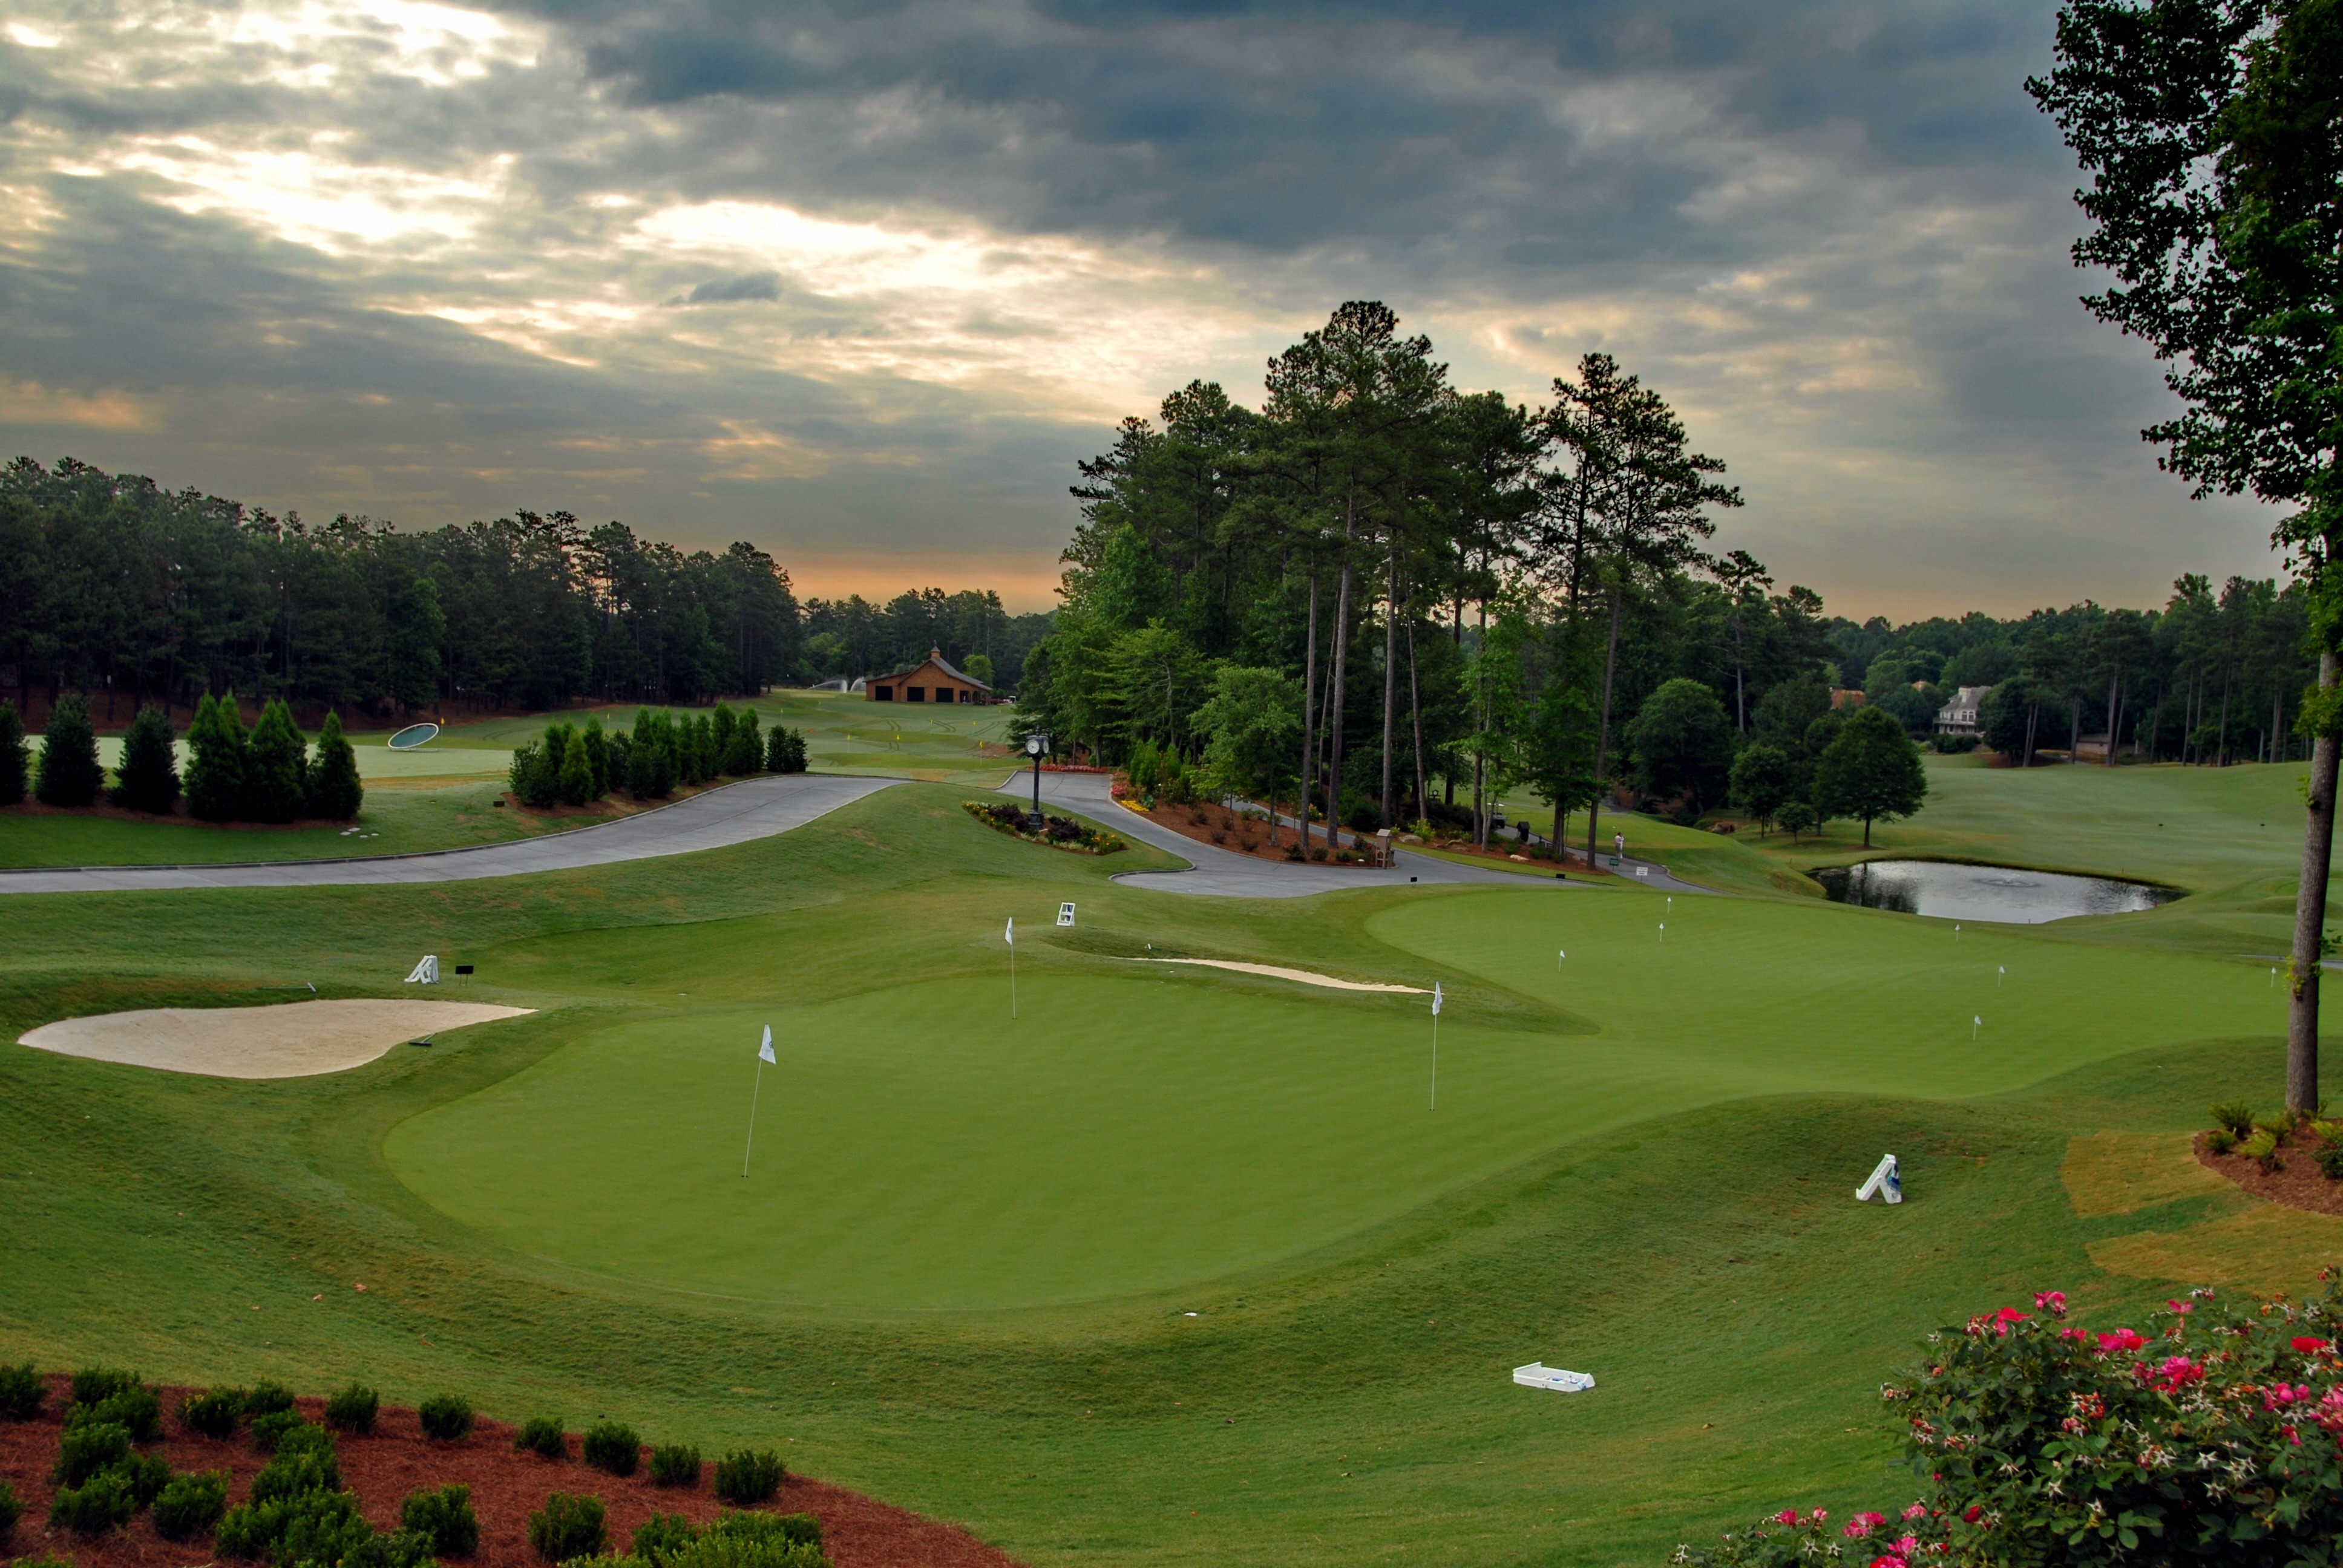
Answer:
1934;684;1993;736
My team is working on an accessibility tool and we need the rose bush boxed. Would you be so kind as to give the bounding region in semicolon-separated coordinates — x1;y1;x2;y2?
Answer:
1674;1282;2343;1564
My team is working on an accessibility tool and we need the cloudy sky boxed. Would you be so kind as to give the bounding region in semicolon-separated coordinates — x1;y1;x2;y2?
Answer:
0;0;2290;617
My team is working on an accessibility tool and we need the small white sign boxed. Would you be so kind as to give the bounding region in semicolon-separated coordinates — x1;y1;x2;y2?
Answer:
1855;1153;1902;1204
1635;867;1649;878
1057;902;1076;927
1513;1362;1594;1393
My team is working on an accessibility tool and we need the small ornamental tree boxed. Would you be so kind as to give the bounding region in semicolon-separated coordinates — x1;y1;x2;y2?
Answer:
243;699;310;823
113;704;179;813
35;692;102;808
184;693;249;821
0;701;26;806
307;713;363;820
727;709;762;775
557;725;595;806
582;718;611;797
1726;743;1794;837
1814;705;1926;847
765;727;807;774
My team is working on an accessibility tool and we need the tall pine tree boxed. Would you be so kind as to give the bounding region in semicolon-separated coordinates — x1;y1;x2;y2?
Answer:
243;699;309;823
112;704;180;813
34;693;102;808
307;711;364;820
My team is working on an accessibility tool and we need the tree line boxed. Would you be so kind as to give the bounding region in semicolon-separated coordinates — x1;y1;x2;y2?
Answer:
0;456;1048;723
1009;301;2317;861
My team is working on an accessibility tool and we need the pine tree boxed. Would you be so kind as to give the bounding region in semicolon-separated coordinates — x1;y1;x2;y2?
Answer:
582;717;610;797
0;702;27;806
112;704;180;813
34;693;103;808
729;708;763;774
184;693;249;820
711;703;737;773
766;727;807;774
307;711;364;820
557;724;595;806
243;699;310;823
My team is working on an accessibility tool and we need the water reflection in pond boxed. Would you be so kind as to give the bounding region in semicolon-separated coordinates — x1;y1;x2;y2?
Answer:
1811;860;2178;924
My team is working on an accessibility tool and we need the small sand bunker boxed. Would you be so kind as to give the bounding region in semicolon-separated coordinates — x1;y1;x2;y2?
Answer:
1135;958;1426;994
16;999;534;1079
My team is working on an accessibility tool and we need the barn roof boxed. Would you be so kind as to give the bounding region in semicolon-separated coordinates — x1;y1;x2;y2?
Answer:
876;646;991;690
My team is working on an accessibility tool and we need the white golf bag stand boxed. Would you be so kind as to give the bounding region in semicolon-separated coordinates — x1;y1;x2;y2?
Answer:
405;955;440;985
1856;1153;1902;1204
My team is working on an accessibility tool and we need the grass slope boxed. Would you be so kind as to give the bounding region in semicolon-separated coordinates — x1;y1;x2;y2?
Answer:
0;770;2328;1567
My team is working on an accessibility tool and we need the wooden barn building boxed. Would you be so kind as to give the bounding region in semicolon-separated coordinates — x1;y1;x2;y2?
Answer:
868;648;995;705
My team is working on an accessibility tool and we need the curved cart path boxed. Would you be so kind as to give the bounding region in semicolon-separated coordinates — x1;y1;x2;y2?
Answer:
0;774;897;896
994;769;1654;899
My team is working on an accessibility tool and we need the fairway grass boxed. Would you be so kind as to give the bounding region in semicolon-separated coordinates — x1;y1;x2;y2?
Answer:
1;769;2335;1567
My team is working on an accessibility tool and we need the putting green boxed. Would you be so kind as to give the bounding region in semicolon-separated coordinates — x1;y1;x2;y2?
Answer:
385;972;1631;1310
386;886;2265;1313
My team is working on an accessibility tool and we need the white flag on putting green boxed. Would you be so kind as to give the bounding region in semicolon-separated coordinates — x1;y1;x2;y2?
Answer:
1432;982;1444;1016
1004;916;1015;946
758;1025;776;1065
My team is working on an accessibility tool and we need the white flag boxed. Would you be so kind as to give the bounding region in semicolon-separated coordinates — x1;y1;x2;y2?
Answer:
1432;982;1444;1017
1973;1015;1982;1028
1004;916;1015;946
758;1025;776;1065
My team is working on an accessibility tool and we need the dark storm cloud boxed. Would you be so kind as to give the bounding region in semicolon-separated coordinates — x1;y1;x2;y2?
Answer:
0;0;2287;611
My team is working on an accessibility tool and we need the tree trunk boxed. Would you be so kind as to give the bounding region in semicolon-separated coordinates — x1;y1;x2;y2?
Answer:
2288;647;2339;1114
2103;669;2121;766
1380;548;1399;831
1584;581;1626;869
1407;618;1426;830
1297;573;1318;855
1328;531;1355;852
2024;702;2038;768
2068;695;2082;763
2217;675;2233;767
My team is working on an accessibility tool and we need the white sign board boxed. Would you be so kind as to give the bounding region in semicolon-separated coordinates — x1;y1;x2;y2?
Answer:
1513;1362;1595;1393
1855;1153;1902;1204
1057;902;1076;927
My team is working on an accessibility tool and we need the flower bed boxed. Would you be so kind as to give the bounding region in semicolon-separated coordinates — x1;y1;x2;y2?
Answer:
961;800;1124;854
1675;1285;2343;1564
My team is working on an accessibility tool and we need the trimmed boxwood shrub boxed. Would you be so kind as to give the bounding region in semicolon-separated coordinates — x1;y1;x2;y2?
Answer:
249;1445;341;1506
77;1384;162;1443
664;1514;826;1568
710;1511;819;1549
343;1526;436;1568
528;1492;606;1563
711;1449;784;1505
0;1475;21;1540
50;1468;136;1534
0;1363;43;1419
71;1366;140;1406
632;1512;697;1564
53;1420;131;1486
324;1382;378;1434
516;1416;567;1460
402;1483;479;1558
648;1443;701;1488
244;1379;297;1419
418;1393;474;1441
153;1469;230;1540
249;1409;307;1452
582;1420;640;1476
120;1451;174;1507
224;1488;371;1564
179;1386;246;1438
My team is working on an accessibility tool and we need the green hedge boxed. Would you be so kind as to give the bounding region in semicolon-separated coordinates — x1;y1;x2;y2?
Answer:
401;1483;479;1557
0;1363;44;1419
711;1449;784;1505
51;1420;131;1486
244;1379;297;1419
582;1420;640;1477
632;1512;698;1564
0;1475;21;1540
74;1385;162;1443
249;1410;308;1452
70;1367;140;1406
418;1394;474;1441
527;1492;606;1563
49;1468;136;1534
154;1470;231;1540
179;1386;246;1439
648;1443;701;1488
324;1382;378;1434
516;1416;566;1460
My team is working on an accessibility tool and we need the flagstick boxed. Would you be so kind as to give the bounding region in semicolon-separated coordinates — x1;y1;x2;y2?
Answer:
1429;1010;1439;1111
741;1057;764;1178
1010;939;1018;1019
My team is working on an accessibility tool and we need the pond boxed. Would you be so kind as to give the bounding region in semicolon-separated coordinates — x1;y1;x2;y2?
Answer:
1810;860;2178;924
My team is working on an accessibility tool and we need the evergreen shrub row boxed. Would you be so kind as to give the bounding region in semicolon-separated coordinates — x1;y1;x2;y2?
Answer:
510;704;807;809
4;693;369;822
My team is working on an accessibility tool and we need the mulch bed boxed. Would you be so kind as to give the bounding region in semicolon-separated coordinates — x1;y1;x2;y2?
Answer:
0;1380;1020;1568
1110;797;1379;864
2194;1129;2343;1218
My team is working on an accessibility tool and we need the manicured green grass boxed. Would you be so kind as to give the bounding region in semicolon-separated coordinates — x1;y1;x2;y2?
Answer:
0;771;2327;1567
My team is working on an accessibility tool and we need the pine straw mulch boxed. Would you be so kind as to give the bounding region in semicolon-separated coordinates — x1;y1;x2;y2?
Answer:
0;1380;1020;1568
1110;797;1380;865
2194;1128;2343;1218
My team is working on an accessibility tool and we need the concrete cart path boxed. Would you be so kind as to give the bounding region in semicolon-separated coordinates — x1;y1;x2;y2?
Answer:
0;774;899;896
992;769;1597;899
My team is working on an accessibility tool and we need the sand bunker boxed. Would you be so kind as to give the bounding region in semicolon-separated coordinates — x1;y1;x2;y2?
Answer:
1135;958;1426;994
16;999;534;1079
